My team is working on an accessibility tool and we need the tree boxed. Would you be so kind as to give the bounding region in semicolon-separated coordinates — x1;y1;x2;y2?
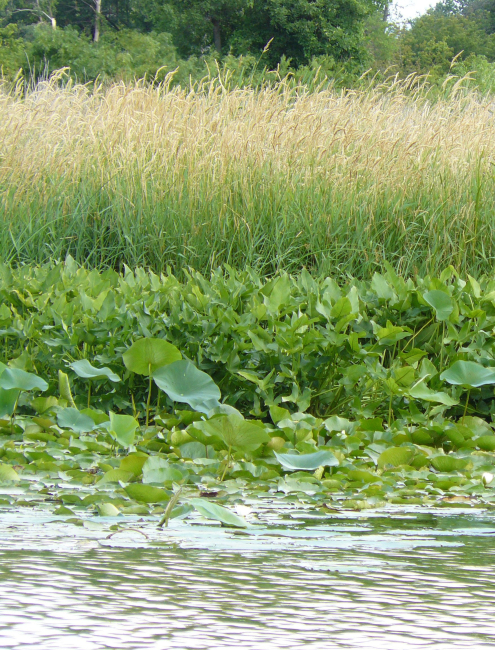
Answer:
231;0;383;67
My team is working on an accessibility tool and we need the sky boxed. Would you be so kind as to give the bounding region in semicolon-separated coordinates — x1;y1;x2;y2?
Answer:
391;0;437;21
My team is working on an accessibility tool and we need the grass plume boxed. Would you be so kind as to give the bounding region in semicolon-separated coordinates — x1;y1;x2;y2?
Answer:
1;72;494;277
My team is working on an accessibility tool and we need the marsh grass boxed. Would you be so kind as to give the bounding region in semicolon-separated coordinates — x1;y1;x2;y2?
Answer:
1;72;494;277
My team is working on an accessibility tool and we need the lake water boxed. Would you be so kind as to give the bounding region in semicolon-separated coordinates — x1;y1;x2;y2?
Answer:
1;505;495;649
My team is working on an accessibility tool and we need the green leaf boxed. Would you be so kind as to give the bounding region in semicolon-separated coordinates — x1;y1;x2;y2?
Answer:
69;359;120;382
407;382;458;406
476;435;495;451
98;503;121;516
423;290;454;321
430;456;466;472
324;416;354;433
440;361;495;388
153;360;221;413
120;453;148;476
0;388;19;417
190;498;248;528
141;457;184;483
98;469;134;484
197;414;269;451
274;450;339;471
377;447;415;469
0;464;19;481
0;368;48;392
108;412;139;448
125;483;170;503
123;338;181;375
57;408;96;433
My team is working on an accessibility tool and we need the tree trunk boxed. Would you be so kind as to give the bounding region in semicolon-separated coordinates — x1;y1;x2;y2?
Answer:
94;0;102;43
211;18;222;53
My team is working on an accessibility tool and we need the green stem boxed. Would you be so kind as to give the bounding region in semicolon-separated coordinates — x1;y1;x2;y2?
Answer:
158;487;183;528
462;389;470;425
87;380;92;409
146;363;152;427
220;447;231;482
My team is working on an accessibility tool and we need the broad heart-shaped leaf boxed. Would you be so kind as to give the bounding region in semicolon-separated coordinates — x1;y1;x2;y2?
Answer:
69;359;120;382
108;412;139;448
189;499;248;528
407;382;458;406
123;338;182;376
0;388;19;417
196;414;269;451
0;368;48;392
440;361;495;388
0;463;19;481
57;408;96;433
141;456;184;484
125;483;169;504
274;450;339;471
377;446;415;469
423;290;454;321
153;360;221;414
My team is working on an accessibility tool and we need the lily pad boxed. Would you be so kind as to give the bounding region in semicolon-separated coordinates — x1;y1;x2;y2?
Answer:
274;450;339;471
153;360;221;413
125;483;170;503
69;359;120;382
189;498;248;528
57;408;96;434
440;361;495;388
196;414;269;451
123;338;181;375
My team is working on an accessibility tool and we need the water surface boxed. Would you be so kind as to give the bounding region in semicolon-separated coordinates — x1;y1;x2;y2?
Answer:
1;506;495;649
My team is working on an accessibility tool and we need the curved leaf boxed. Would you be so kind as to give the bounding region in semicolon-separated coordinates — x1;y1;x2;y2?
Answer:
190;498;248;528
123;338;181;375
274;450;339;471
377;446;415;469
108;412;139;448
0;368;48;392
69;359;120;382
153;360;221;413
57;407;96;433
440;361;495;388
407;382;458;406
197;414;269;451
142;456;184;484
423;290;454;321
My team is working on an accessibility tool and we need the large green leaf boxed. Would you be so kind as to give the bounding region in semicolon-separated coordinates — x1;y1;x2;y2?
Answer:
69;359;120;382
57;408;96;433
125;483;169;503
407;382;458;406
0;388;19;417
153;360;221;413
108;412;139;448
141;456;184;484
0;368;48;392
440;361;495;388
123;338;181;375
423;290;454;321
0;464;19;481
274;450;339;471
377;446;415;469
196;414;269;451
190;498;248;528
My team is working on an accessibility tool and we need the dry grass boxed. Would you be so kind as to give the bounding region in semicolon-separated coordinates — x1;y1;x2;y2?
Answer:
1;73;494;276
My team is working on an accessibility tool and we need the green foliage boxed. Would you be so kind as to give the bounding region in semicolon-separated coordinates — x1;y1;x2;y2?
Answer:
153;360;221;414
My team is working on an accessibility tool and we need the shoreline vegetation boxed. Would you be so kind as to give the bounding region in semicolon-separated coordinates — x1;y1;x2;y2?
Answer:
1;73;495;279
0;261;495;521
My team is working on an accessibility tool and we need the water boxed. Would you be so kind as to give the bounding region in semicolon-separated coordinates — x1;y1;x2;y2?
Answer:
1;505;495;649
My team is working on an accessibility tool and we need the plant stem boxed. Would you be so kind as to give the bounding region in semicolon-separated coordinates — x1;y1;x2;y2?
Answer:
158;487;183;528
462;389;470;424
87;380;92;409
220;447;231;482
146;363;152;427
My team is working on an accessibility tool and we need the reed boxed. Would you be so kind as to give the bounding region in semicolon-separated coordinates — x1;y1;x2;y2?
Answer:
1;73;494;278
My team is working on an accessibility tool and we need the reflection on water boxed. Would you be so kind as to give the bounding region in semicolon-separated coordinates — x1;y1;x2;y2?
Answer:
1;508;495;649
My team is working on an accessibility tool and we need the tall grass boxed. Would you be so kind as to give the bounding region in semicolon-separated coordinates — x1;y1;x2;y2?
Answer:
1;72;494;278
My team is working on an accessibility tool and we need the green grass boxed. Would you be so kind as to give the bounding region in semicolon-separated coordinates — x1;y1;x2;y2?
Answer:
1;76;494;278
